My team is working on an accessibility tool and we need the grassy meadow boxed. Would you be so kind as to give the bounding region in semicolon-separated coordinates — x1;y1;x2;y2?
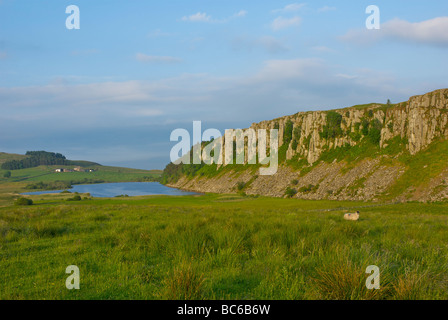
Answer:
1;193;447;300
0;165;161;185
0;164;161;205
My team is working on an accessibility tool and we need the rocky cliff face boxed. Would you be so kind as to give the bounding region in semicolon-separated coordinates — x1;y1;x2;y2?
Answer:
250;89;448;164
168;89;448;202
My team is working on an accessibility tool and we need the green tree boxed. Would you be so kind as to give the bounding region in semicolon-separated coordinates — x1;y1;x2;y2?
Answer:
291;127;302;150
320;111;343;140
285;187;297;198
283;120;294;146
3;171;11;178
368;119;382;145
361;118;370;136
1;151;68;170
67;195;82;201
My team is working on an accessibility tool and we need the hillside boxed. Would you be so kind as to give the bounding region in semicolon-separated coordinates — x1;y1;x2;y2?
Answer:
0;152;28;165
0;152;162;196
0;151;101;170
163;88;448;202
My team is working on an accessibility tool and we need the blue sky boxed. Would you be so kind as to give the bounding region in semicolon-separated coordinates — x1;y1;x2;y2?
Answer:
1;0;447;169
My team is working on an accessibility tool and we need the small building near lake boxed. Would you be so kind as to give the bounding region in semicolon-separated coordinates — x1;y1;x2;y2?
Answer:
55;168;95;173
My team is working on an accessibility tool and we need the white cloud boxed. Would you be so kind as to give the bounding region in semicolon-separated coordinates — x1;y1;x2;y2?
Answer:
233;10;247;18
0;58;435;169
181;10;247;23
181;12;212;22
271;16;301;31
384;17;448;46
135;53;182;63
342;16;448;47
0;58;412;129
272;3;306;13
318;6;336;13
1;56;437;170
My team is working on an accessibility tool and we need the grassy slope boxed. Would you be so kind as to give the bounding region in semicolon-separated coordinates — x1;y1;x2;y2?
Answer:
383;138;448;200
0;152;27;165
0;194;447;300
0;153;162;206
1;165;161;184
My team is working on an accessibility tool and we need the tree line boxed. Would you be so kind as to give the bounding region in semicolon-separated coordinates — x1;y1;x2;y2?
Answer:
1;151;101;170
1;151;69;170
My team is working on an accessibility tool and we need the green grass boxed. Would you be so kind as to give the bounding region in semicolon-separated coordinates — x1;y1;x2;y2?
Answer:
382;138;448;200
1;193;447;300
346;102;396;113
0;165;162;197
4;165;160;183
0;152;28;166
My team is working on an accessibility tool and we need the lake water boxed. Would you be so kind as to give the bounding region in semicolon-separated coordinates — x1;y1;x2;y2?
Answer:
22;182;199;198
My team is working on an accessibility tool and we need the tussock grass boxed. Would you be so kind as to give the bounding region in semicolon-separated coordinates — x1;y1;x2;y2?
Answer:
157;260;207;300
310;247;394;300
0;194;447;299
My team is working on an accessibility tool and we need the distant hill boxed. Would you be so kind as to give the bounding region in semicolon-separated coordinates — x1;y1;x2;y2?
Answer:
163;88;448;203
0;151;100;170
0;152;28;166
0;151;162;193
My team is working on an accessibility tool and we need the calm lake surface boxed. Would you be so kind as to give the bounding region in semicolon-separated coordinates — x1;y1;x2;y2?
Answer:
22;182;199;198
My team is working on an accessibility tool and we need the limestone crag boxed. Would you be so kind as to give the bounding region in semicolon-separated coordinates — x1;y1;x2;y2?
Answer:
169;89;448;202
250;89;448;164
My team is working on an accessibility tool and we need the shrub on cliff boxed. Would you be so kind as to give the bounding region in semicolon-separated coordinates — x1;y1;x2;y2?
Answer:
320;111;343;140
285;187;297;198
367;119;382;145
